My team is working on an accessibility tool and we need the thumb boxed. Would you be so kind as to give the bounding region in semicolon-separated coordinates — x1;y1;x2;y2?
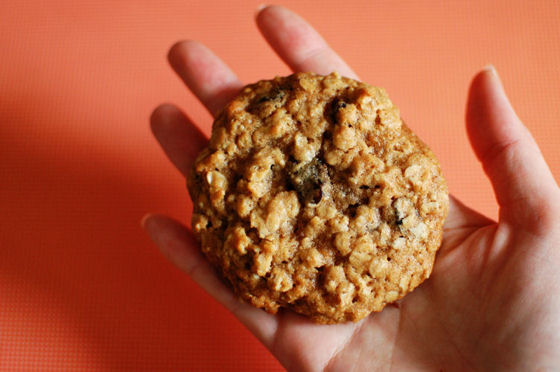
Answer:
466;66;559;229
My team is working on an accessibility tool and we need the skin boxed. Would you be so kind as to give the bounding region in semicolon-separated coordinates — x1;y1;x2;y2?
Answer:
143;5;560;371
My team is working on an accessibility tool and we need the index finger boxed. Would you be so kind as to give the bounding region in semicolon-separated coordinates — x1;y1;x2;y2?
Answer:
256;5;358;79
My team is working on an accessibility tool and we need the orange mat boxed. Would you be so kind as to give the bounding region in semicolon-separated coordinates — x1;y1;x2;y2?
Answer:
1;1;558;370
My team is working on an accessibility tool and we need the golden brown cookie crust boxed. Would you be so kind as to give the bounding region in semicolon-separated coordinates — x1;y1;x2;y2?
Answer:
188;72;448;324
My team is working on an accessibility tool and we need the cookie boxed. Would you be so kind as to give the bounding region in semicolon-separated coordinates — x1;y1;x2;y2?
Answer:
188;72;448;324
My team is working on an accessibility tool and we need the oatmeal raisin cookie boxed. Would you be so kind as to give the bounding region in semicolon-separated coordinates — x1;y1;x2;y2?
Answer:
188;72;448;324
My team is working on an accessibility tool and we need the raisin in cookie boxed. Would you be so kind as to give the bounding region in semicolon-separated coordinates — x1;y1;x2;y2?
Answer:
188;72;448;324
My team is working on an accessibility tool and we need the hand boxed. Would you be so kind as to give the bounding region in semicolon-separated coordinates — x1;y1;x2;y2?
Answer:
143;5;560;371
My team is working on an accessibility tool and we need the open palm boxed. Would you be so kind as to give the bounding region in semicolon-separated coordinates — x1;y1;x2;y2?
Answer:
144;6;560;371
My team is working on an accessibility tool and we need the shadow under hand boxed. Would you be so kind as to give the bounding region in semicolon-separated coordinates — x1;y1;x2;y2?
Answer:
0;107;281;371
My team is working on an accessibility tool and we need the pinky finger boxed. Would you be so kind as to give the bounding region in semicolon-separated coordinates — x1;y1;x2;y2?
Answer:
141;214;278;346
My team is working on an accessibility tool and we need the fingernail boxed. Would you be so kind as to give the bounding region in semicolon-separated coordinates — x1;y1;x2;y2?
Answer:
255;4;268;16
483;64;502;84
141;213;153;229
483;64;497;75
483;64;505;92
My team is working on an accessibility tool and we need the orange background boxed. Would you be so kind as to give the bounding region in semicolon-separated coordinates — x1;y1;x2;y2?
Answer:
1;1;559;370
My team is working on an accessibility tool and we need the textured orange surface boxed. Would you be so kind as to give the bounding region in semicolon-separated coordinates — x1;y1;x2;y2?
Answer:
1;1;558;370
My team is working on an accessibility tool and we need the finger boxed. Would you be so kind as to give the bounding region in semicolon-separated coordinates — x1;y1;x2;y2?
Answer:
141;214;278;347
256;5;358;79
168;40;244;117
150;103;207;177
466;66;560;228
